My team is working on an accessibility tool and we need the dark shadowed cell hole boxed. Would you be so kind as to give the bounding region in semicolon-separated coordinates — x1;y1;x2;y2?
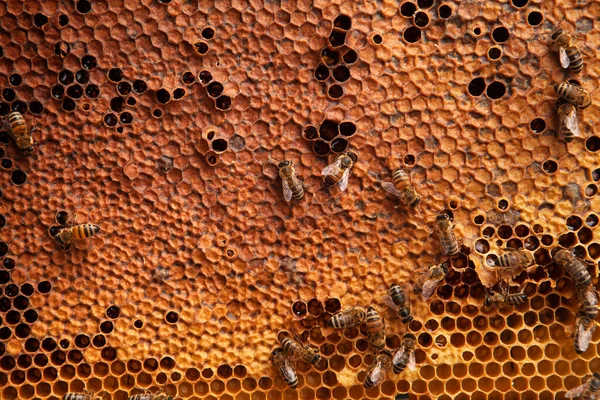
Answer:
166;311;179;324
156;89;170;104
331;137;348;153
182;71;195;85
0;242;7;257
468;78;486;96
492;27;509;43
320;120;339;141
333;65;350;82
488;47;501;60
106;306;120;319
530;118;546;133
9;74;21;87
5;311;19;324
404;26;421;43
474;215;485;224
0;296;10;309
100;321;113;334
401;1;417;16
5;284;18;297
328;84;343;99
498;199;509;210
372;34;383;44
206;154;217;165
81;55;97;70
487;81;506;99
321;48;339;66
339;121;356;136
34;14;48;27
12;101;27;113
201;27;215;39
292;301;307;316
586;214;598;227
0;103;9;115
85;84;100;98
153;109;162;118
473;27;481;35
527;11;543;26
0;47;3;58
586;137;600;152
404;154;415;165
21;283;33;296
414;12;429;27
542;160;557;174
303;126;318;140
104;114;117;127
314;65;329;81
11;170;26;185
215;95;231;110
558;232;577;248
59;14;69;27
212;139;228;152
59;339;70;349
116;126;123;133
207;82;224;98
118;82;132;96
42;338;57;352
199;70;213;84
512;0;528;7
343;49;358;64
75;70;90;84
194;42;209;55
585;184;598;197
66;85;83;99
158;0;172;3
2;88;15;102
313;140;330;156
1;159;12;169
75;335;90;348
329;29;347;48
439;4;452;18
108;68;123;82
418;0;433;8
23;309;37;323
120;112;133;124
101;347;117;361
38;281;51;293
76;0;92;14
333;14;352;30
133;80;147;93
134;320;143;329
25;338;39;352
126;97;136;106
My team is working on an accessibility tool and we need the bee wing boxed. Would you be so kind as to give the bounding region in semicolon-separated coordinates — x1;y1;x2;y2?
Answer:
321;159;342;176
583;288;598;305
439;235;455;256
563;107;580;138
383;294;398;311
381;182;403;198
421;277;442;300
576;322;593;352
281;179;293;202
407;351;416;371
393;345;406;365
281;357;297;382
368;364;385;385
565;383;587;398
559;47;571;68
338;168;351;191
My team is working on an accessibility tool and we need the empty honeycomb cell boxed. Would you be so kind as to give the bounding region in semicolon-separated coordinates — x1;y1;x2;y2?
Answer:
333;14;352;30
327;85;343;99
313;140;330;156
216;95;232;110
527;11;543;26
156;89;171;104
194;41;209;55
486;82;506;100
2;88;15;102
33;355;47;367
413;12;429;28
404;26;421;43
586;137;600;152
328;29;347;48
585;184;598;197
468;78;486;97
558;232;577;248
438;4;453;18
9;74;21;87
118;82;132;95
292;301;307;317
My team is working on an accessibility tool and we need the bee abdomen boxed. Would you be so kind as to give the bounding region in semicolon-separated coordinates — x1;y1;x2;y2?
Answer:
390;285;405;306
364;375;376;388
391;169;407;187
288;178;304;199
507;293;527;306
64;394;89;400
8;112;27;135
392;353;408;373
280;338;298;357
566;47;583;72
72;224;101;240
566;261;592;288
128;395;153;400
286;374;299;388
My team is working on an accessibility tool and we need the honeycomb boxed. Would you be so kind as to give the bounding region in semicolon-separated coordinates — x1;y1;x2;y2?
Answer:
0;0;598;398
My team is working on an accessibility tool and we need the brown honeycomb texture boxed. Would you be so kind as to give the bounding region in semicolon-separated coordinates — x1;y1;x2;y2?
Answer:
0;0;599;399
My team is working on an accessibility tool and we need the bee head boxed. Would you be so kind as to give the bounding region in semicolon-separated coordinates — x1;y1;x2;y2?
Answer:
21;146;34;155
347;151;358;163
594;371;600;380
484;291;492;307
399;308;410;318
278;160;291;168
436;213;450;221
311;354;321;365
403;333;416;342
410;197;421;208
551;29;563;40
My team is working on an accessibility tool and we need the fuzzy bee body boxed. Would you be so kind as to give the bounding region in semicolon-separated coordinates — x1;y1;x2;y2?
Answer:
278;161;304;202
388;284;413;324
322;152;358;191
128;394;172;400
366;306;386;350
327;307;366;329
578;287;599;321
565;372;600;399
364;350;392;388
554;250;592;289
555;81;592;109
280;336;320;364
494;248;535;272
484;291;528;308
63;394;94;400
574;314;595;354
435;213;459;256
55;224;101;250
5;112;34;155
413;263;448;300
392;334;416;374
272;348;298;389
552;29;584;72
558;103;580;142
382;169;420;209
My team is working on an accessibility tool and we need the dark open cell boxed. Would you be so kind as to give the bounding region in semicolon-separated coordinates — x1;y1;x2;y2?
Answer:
0;296;10;310
55;210;69;225
10;170;26;185
586;214;598;227
468;77;486;96
5;311;19;324
333;14;352;30
586;136;600;152
328;84;343;99
492;27;510;43
313;140;330;156
417;0;434;8
558;232;577;247
110;97;125;112
25;338;39;353
101;347;117;361
343;49;358;64
586;184;598;197
134;319;143;329
212;139;228;152
439;4;452;18
54;41;70;57
321;48;340;67
578;227;593;244
530;118;546;133
68;349;83;364
487;81;506;99
497;199;509;210
153;109;162;118
108;68;123;82
0;102;9;115
199;70;213;84
118;81;132;96
38;281;52;293
1;159;12;169
488;47;501;60
404;26;421;43
400;2;417;17
333;65;350;82
74;70;90;85
120;112;133;124
329;29;347;48
92;334;106;348
512;0;528;7
59;14;69;27
215;95;231;110
85;84;100;98
42;338;57;352
207;82;224;98
105;306;120;319
23;309;37;324
9;74;21;87
404;154;415;165
320;120;339;141
195;42;209;55
2;88;15;102
182;71;195;85
0;242;7;258
81;55;97;70
116;126;123;133
542;160;557;174
414;11;429;28
303;126;318;140
339;121;356;137
314;65;329;81
126;96;137;106
99;321;113;334
527;11;543;26
103;113;117;127
160;356;175;370
166;311;179;323
76;0;92;13
66;84;83;99
5;284;18;297
20;283;33;296
156;88;170;104
59;339;69;349
372;34;383;44
206;154;217;165
331;137;348;153
11;101;27;113
133;79;147;93
201;27;215;39
292;301;307;316
34;13;49;27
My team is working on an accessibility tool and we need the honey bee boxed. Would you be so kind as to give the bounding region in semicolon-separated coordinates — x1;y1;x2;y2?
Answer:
278;160;305;202
484;289;528;308
392;333;416;374
366;306;386;351
381;169;420;209
127;393;173;400
385;283;413;324
552;29;584;73
327;307;366;329
413;263;448;300
64;392;106;400
554;81;592;109
574;313;596;354
321;152;358;191
565;371;600;399
554;249;592;290
577;286;598;321
492;248;535;273
364;350;392;389
557;103;580;142
4;111;34;155
435;213;460;256
272;347;298;389
49;213;100;251
279;333;320;364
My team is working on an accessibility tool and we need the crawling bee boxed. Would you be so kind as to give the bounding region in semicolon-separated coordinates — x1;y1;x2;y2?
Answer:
565;371;600;399
382;169;420;209
558;103;580;142
392;333;416;374
4;112;34;155
555;81;592;109
364;350;392;389
278;160;305;202
385;284;413;324
574;313;596;354
366;306;386;351
552;29;584;73
272;347;298;389
484;289;528;308
127;392;173;400
554;249;592;289
327;307;366;329
321;152;358;191
492;248;535;273
578;286;598;321
64;392;106;400
49;213;100;251
279;333;320;364
435;213;460;256
413;263;448;300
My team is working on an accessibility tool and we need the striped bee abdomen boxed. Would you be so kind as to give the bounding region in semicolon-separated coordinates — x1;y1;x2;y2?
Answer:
72;224;101;240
